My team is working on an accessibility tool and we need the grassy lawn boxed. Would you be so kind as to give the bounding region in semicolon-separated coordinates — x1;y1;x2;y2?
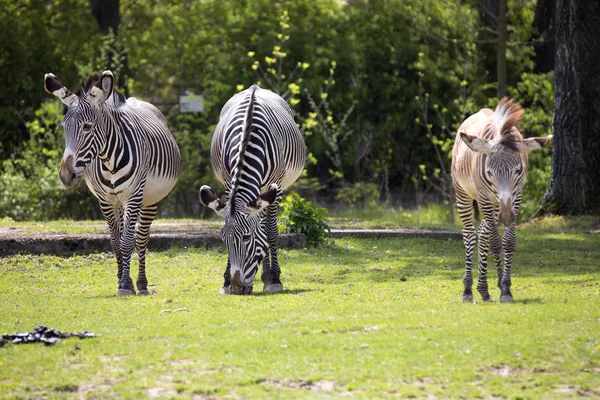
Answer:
0;217;599;399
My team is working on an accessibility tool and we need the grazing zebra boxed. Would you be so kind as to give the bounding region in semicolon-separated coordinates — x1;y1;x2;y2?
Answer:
44;71;181;296
451;98;552;303
199;85;306;295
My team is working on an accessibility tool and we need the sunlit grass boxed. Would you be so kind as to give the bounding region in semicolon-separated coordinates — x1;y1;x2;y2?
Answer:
1;222;599;398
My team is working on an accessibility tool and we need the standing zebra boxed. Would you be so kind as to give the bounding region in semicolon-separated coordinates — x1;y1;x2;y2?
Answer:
199;85;306;295
44;71;181;296
451;98;552;303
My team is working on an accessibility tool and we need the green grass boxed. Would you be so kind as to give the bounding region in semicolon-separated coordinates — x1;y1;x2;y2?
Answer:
328;202;462;230
0;217;599;398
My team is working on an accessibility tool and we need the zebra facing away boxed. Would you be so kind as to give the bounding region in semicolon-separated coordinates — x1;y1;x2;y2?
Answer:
44;71;181;296
451;98;552;303
199;85;306;295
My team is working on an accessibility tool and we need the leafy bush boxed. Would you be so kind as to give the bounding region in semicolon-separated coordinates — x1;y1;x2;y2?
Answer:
279;192;330;246
509;72;554;220
335;182;380;210
0;100;99;221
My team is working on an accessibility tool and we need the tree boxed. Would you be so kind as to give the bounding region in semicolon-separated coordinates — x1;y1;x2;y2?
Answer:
539;0;600;215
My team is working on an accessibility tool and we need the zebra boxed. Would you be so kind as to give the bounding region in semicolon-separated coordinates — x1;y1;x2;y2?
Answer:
451;97;552;303
44;70;181;296
199;85;306;295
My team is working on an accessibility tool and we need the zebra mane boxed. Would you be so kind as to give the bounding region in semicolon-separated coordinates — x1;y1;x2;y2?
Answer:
228;86;257;215
492;97;524;151
75;73;102;96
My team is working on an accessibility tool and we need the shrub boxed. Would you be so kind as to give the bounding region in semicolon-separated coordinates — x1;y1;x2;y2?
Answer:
278;192;330;246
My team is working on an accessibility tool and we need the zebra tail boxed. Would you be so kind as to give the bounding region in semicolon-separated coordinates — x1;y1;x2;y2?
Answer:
494;97;523;138
473;200;480;222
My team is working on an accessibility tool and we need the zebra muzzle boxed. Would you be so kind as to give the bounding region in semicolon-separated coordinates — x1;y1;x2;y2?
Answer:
499;199;515;227
230;270;253;295
59;155;81;188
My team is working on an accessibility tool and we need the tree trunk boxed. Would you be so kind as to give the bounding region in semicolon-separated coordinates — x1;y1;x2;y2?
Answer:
496;0;507;98
91;0;120;35
533;0;556;73
539;0;600;215
90;0;129;94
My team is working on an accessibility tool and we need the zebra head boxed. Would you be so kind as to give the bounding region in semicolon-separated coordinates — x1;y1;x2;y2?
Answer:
44;71;115;188
459;131;552;226
199;184;279;294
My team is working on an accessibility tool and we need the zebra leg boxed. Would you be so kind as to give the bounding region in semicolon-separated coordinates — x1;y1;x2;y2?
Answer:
117;199;142;296
455;189;476;302
220;258;232;295
262;191;283;293
500;226;516;302
101;202;124;281
476;216;494;301
135;204;157;296
490;221;503;290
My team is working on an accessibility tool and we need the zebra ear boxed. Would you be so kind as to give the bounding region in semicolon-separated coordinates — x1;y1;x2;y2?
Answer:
517;135;553;153
89;70;114;105
199;185;225;215
459;131;492;154
44;73;76;106
248;184;279;216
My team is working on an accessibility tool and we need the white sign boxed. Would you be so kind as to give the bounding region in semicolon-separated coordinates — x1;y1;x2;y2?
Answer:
179;92;204;113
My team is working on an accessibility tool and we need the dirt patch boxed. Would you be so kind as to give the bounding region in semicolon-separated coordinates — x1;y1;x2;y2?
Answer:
485;364;560;376
262;379;343;393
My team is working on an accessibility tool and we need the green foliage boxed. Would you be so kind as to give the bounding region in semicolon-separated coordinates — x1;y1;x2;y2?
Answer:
335;182;380;210
509;72;555;219
0;100;99;221
279;192;330;246
0;0;552;220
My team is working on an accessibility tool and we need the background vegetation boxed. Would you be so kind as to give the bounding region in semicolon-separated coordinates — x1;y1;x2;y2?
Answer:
0;0;553;221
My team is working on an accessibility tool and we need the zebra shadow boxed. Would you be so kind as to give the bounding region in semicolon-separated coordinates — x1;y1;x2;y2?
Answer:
251;287;318;297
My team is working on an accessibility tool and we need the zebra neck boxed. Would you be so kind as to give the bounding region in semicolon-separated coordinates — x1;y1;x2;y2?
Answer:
97;112;124;173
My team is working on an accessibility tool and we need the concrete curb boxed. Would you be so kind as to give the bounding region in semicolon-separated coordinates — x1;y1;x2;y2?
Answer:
0;228;461;257
329;228;462;241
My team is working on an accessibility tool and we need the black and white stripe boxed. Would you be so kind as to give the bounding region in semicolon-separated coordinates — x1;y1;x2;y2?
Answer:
200;85;306;295
45;71;181;296
451;97;552;303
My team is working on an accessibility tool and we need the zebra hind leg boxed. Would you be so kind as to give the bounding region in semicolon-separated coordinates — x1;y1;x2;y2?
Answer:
262;191;283;293
135;204;157;295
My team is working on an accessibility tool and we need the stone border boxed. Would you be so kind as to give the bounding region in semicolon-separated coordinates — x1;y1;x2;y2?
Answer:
0;228;461;257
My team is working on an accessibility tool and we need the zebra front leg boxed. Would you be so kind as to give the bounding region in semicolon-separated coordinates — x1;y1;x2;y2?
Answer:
476;217;493;301
490;222;503;290
220;258;232;294
455;191;476;302
500;226;516;302
101;202;124;282
117;199;142;296
135;204;157;295
262;192;283;293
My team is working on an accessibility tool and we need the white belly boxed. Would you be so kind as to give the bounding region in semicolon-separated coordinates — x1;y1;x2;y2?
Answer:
142;173;178;206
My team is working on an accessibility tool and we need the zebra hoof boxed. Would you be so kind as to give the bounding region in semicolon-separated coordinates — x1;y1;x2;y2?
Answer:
500;294;513;303
219;286;231;295
462;294;473;303
264;283;283;293
137;290;150;296
118;289;135;296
